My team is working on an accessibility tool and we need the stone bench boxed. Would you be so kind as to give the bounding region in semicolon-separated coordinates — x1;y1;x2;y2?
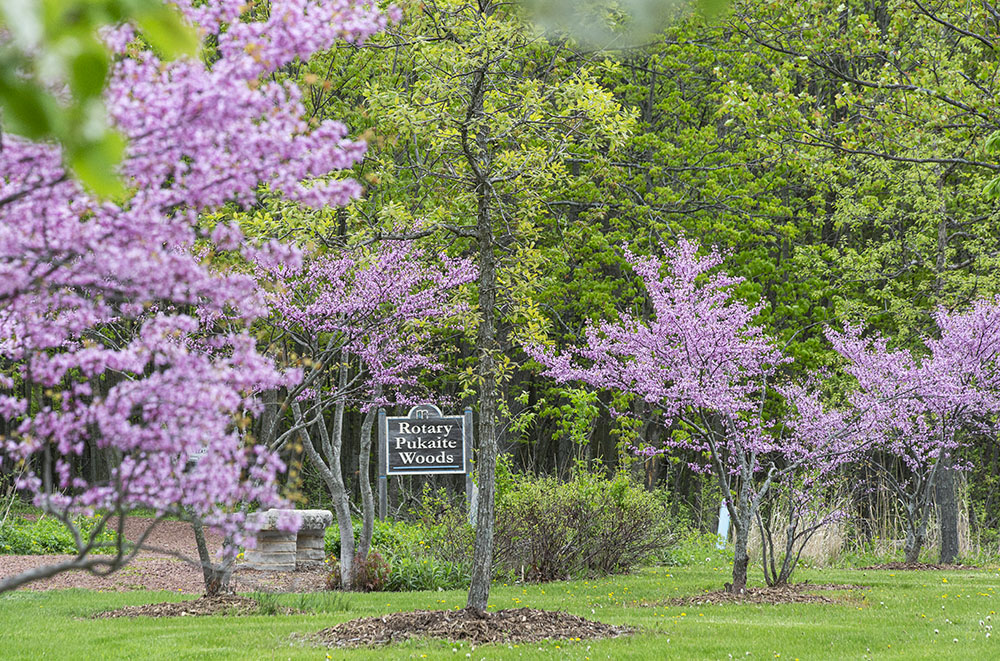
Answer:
244;509;333;571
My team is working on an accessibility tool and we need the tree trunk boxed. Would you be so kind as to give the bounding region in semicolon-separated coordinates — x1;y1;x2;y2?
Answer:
257;388;279;448
191;517;233;597
293;390;355;590
357;403;378;560
936;451;959;564
730;516;750;593
326;388;354;590
932;176;960;564
466;124;498;615
903;527;924;563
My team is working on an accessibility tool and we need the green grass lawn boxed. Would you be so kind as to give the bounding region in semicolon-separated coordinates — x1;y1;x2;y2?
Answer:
0;565;997;660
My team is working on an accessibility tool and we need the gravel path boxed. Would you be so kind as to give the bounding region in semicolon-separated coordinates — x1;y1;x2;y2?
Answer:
0;518;328;594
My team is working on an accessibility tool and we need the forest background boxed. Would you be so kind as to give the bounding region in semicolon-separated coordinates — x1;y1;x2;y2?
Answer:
238;0;1000;555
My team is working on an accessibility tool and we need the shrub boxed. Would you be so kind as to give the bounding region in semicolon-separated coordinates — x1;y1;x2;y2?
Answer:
324;517;423;561
383;555;469;592
412;486;475;569
326;551;392;592
493;470;674;581
0;515;122;555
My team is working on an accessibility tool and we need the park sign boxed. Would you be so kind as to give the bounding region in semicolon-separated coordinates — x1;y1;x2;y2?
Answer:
377;404;474;520
383;404;468;475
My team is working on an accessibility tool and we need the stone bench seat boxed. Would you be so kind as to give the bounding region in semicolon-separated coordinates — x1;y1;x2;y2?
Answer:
244;508;333;571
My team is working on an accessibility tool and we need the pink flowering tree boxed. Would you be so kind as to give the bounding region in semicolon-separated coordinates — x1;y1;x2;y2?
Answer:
531;238;853;592
258;240;475;589
765;380;861;584
0;0;391;593
826;299;1000;564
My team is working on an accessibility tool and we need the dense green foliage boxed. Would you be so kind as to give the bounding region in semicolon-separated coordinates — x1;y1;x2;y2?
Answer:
0;516;121;555
493;469;675;581
323;468;674;591
258;2;1000;550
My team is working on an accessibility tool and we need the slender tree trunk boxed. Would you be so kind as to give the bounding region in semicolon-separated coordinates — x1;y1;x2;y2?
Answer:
904;498;929;563
191;517;234;597
933;175;960;563
730;514;750;593
461;1;499;613
326;374;355;590
257;388;279;448
293;379;356;590
936;451;959;564
904;525;925;564
466;134;498;615
357;401;379;560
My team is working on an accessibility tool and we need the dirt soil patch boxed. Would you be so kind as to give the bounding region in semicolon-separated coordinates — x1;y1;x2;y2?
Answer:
92;594;300;618
1;517;329;593
309;607;633;648
660;582;868;607
856;562;978;571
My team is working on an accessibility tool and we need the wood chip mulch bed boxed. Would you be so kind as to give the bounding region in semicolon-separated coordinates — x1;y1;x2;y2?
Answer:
656;582;868;607
92;594;298;618
308;607;634;648
856;562;979;571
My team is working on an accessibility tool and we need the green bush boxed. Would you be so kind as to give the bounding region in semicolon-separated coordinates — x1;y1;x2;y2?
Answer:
324;516;469;592
323;517;423;561
323;467;679;590
0;515;121;555
493;469;675;581
383;555;469;592
411;486;475;569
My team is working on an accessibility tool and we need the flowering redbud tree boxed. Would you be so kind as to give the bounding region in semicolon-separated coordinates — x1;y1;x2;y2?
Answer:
765;381;860;584
258;240;475;589
0;0;391;593
827;299;1000;564
531;239;851;592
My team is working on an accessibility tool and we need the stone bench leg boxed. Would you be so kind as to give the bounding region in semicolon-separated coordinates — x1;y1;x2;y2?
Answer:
246;530;297;571
296;530;326;566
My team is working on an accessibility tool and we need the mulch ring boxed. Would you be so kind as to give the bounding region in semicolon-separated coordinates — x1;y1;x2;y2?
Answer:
856;562;978;571
307;607;634;648
656;583;868;607
93;594;299;619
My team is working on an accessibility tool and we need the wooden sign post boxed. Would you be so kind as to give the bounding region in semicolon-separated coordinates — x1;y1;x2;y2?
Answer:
378;404;473;519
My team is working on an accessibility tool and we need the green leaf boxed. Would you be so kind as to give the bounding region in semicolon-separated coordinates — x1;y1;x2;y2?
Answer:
68;43;110;100
0;71;58;139
135;4;199;59
985;131;1000;155
984;176;1000;200
68;132;127;198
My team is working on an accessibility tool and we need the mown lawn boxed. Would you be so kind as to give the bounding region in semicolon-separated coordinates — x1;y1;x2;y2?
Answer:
0;565;997;660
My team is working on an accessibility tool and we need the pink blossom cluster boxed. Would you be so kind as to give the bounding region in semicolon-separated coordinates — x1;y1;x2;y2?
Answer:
824;298;1000;477
530;238;788;465
0;1;390;546
257;240;476;410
